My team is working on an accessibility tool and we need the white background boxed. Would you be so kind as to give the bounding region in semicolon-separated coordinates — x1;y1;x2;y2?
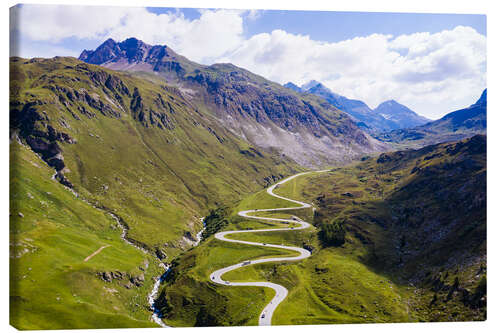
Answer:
2;0;498;332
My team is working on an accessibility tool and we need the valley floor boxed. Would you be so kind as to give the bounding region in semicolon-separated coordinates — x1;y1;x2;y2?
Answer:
157;137;486;326
158;171;413;326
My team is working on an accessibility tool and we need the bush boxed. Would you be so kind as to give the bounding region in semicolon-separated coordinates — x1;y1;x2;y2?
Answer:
319;218;346;247
201;207;229;241
195;306;219;327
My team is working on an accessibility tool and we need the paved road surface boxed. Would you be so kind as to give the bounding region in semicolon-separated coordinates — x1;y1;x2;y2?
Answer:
209;171;327;325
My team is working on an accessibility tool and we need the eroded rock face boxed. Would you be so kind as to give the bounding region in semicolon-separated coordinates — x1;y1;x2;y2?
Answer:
100;271;113;282
11;99;76;174
192;70;323;133
155;248;167;260
97;270;145;288
183;231;195;242
130;273;145;287
79;37;386;167
185;68;383;166
10;58;185;193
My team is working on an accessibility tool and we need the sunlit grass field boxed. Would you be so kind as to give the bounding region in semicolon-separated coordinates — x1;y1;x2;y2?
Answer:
159;170;413;326
10;142;160;329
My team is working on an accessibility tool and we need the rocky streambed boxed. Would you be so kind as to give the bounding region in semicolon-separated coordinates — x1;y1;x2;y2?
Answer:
148;216;206;327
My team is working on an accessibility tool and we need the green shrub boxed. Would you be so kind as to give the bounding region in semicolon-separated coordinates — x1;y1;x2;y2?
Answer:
201;207;229;240
319;218;346;247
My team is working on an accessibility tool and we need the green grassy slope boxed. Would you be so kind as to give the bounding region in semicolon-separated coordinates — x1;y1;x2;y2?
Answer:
10;56;302;258
274;135;486;321
158;135;485;326
157;174;411;326
10;141;160;329
156;233;294;326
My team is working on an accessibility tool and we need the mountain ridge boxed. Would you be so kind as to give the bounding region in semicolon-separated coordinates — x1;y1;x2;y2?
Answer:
79;37;199;74
375;89;486;147
284;80;430;133
9;55;303;255
373;99;430;129
79;38;385;167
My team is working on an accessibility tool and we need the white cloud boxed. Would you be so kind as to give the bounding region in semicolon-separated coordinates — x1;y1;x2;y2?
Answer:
220;26;486;119
10;4;486;119
11;5;244;64
105;8;245;63
12;5;132;42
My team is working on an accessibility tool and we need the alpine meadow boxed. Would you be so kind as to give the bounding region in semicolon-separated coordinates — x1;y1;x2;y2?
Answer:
9;4;487;329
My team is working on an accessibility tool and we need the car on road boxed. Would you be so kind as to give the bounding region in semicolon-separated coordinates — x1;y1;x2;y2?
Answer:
242;260;251;266
261;314;265;319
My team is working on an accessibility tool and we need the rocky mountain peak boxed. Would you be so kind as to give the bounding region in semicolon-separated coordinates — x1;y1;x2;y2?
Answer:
376;99;404;111
283;82;303;92
288;79;431;133
118;37;159;62
78;37;179;69
379;99;397;106
79;38;121;64
374;99;429;126
101;37;118;47
301;80;323;91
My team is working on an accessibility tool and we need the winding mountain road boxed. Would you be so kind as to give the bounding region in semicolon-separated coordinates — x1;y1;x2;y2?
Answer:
209;171;326;325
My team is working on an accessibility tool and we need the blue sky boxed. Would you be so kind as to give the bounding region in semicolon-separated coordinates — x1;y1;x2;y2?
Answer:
10;5;486;119
149;7;486;42
44;7;486;56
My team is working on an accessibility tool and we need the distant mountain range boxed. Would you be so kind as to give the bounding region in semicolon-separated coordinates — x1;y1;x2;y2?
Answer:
79;38;384;166
284;81;430;133
375;89;486;147
374;100;430;129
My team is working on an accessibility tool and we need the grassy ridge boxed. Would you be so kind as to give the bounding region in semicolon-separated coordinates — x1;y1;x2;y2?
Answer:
10;141;160;329
274;136;486;321
10;56;302;257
